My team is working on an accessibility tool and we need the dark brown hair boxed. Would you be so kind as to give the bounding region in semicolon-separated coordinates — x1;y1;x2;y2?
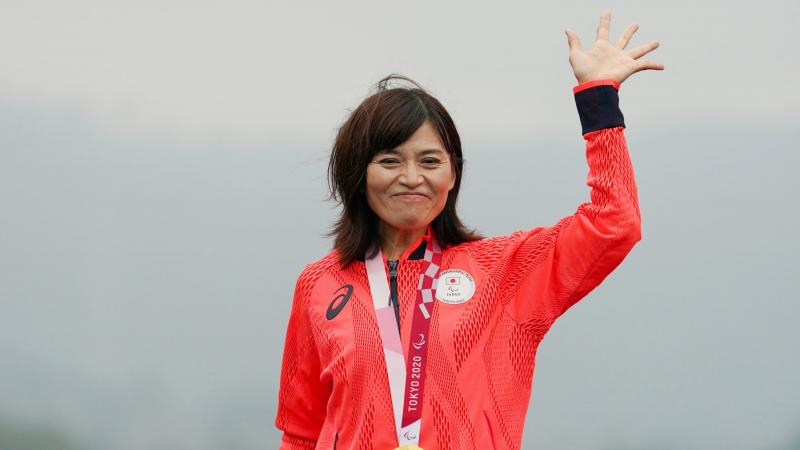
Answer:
327;74;482;267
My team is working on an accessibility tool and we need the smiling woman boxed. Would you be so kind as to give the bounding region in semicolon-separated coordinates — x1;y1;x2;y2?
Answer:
275;10;662;450
327;76;482;267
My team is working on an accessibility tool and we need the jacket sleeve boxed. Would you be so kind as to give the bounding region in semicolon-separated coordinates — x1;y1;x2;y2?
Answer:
495;79;642;324
275;266;329;449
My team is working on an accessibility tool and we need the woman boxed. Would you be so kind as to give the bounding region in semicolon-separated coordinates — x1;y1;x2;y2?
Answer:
275;11;663;450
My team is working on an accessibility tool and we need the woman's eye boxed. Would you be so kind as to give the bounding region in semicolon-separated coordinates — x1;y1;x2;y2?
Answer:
421;158;443;166
378;158;401;165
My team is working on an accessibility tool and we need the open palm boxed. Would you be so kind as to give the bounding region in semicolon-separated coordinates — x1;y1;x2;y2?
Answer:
566;11;664;85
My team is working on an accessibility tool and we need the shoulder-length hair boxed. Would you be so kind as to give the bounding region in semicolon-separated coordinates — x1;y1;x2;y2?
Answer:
327;74;482;267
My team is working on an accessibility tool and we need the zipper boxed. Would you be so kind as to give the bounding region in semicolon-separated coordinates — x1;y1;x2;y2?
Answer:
387;259;401;334
333;431;338;449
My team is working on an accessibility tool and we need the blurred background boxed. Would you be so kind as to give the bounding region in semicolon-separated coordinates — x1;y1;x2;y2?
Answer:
1;0;798;449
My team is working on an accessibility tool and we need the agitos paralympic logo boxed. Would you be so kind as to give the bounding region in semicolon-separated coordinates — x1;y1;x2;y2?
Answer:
412;333;426;350
326;284;353;320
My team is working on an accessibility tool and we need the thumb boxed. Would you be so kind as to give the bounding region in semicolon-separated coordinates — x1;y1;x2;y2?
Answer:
565;29;582;52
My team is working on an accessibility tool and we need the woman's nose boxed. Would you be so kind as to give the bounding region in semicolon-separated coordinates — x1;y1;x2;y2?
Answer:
398;161;423;186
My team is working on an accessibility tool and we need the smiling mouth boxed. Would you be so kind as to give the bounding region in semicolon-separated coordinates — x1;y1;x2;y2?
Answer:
393;193;429;200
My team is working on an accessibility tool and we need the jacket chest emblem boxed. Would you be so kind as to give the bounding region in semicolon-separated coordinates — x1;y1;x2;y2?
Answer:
435;269;476;304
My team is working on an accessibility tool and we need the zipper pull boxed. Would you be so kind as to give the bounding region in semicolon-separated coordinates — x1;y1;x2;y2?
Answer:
387;260;401;332
387;260;398;306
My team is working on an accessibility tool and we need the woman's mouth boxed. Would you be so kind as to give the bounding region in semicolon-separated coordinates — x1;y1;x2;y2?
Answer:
393;192;429;201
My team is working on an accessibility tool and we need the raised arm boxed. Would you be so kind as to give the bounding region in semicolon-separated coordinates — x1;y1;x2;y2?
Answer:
477;11;663;324
545;10;663;317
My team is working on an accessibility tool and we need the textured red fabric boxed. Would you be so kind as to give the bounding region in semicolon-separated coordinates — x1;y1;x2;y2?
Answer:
276;86;641;450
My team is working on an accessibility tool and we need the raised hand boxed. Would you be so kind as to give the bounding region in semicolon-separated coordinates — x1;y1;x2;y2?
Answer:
565;11;664;85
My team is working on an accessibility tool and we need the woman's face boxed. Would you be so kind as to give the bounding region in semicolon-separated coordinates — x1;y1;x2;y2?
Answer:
366;120;456;235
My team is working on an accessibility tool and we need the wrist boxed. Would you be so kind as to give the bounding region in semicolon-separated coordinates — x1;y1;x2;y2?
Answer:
572;80;625;135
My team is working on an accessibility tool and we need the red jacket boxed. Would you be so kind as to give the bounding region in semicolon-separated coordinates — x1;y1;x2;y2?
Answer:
275;79;640;449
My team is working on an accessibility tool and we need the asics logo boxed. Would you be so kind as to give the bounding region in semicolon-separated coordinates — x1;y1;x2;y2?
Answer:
326;284;353;320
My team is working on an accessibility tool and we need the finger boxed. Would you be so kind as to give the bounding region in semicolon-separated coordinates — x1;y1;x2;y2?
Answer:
565;28;582;52
596;10;611;42
615;23;639;49
635;59;666;71
628;40;660;59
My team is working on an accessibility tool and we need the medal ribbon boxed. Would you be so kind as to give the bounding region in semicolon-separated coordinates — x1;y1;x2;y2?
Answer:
365;236;442;447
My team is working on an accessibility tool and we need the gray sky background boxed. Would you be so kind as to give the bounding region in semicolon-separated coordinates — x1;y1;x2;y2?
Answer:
1;1;798;449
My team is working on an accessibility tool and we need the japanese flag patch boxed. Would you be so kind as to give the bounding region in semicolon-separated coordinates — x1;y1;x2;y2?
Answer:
435;269;475;304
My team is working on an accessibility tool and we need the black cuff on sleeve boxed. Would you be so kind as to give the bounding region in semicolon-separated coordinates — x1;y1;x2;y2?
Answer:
574;85;625;135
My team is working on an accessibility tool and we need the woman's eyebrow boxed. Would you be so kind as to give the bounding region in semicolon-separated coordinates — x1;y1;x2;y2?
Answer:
419;149;447;156
378;148;446;155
